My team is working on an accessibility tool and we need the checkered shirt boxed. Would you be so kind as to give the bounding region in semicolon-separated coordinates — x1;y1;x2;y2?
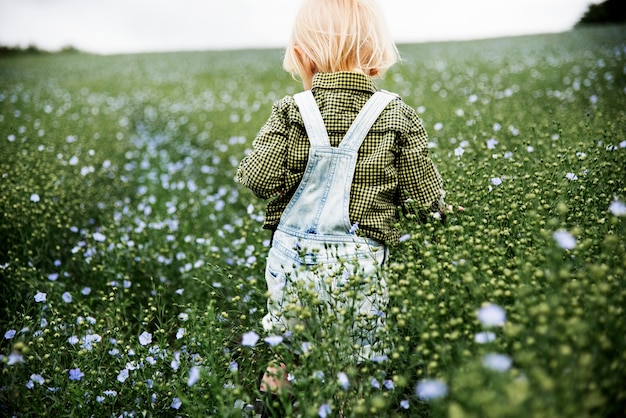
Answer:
237;72;445;244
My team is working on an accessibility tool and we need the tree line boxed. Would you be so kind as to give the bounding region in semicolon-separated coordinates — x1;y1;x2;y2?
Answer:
576;0;626;26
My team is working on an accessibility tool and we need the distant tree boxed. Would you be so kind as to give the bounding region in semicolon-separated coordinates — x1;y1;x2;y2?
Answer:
0;44;83;57
60;45;82;54
576;0;626;26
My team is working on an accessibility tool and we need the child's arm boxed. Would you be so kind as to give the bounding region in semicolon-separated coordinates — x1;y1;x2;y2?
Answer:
236;98;291;200
396;106;446;217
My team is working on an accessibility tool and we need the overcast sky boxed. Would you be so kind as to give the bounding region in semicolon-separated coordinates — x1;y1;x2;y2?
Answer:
0;0;600;54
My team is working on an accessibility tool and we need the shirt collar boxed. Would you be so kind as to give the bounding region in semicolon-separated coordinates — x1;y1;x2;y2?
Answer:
311;72;378;94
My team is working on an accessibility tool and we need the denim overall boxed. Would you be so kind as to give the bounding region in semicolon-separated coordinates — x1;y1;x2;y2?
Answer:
262;90;395;360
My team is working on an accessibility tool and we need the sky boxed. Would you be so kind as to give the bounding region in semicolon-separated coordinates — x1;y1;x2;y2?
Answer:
0;0;601;55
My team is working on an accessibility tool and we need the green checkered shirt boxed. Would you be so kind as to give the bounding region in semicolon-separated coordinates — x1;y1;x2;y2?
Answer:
237;72;445;244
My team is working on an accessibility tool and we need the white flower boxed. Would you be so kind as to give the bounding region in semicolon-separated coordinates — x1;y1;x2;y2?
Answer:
62;292;72;303
318;403;332;418
171;351;181;371
434;122;443;131
477;303;506;327
187;366;201;386
68;335;79;345
415;379;448;400
609;199;626;217
241;331;259;347
139;331;152;346
7;353;24;365
400;399;410;409
30;193;40;203
398;234;411;243
454;146;465;157
482;353;512;372
178;312;189;321
486;138;498;149
474;331;496;344
264;335;284;346
490;177;502;186
93;232;106;242
34;292;46;303
300;341;312;354
80;333;102;351
565;172;578;181
176;328;185;340
116;369;129;383
337;372;350;390
30;374;45;385
553;229;576;250
4;329;16;339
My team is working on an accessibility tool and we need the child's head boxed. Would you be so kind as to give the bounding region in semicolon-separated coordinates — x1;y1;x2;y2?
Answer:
283;0;399;85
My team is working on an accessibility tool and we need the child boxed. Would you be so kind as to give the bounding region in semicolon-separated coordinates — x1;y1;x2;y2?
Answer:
237;0;446;401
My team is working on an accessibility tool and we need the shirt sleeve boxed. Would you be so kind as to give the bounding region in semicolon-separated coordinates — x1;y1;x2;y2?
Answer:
236;97;291;199
396;105;446;212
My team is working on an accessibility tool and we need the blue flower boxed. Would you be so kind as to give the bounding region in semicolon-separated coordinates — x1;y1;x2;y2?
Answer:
337;372;349;390
477;303;506;327
69;368;84;381
241;331;259;347
318;403;332;418
139;331;152;346
553;229;576;250
187;366;201;386
482;353;512;372
171;397;182;410
263;335;284;346
415;379;448;401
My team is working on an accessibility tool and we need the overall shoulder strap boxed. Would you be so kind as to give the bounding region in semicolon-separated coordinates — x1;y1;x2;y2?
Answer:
293;90;331;147
339;91;396;151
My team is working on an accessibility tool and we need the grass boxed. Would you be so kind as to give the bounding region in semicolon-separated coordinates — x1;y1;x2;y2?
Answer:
1;25;625;417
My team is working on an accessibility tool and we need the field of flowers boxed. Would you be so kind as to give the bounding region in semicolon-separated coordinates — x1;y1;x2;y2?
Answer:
1;25;625;417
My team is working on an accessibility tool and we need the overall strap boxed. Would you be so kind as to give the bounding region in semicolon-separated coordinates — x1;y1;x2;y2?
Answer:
294;90;397;150
339;91;396;151
294;90;330;147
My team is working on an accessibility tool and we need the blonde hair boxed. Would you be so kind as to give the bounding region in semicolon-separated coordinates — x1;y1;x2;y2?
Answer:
283;0;399;79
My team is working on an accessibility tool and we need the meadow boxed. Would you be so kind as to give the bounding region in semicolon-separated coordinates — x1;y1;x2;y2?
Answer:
1;25;625;417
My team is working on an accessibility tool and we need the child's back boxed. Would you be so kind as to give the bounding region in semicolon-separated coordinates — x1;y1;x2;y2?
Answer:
235;0;447;406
